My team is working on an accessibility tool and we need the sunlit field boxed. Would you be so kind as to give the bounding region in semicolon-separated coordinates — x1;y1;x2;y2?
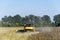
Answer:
0;27;59;40
0;27;29;40
0;27;39;40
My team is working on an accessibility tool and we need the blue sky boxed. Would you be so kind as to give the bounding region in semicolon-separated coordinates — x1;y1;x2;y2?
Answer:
0;0;60;21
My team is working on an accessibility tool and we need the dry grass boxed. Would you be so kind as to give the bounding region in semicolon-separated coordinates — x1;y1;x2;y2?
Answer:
28;32;56;40
28;27;60;40
0;27;31;40
0;27;60;40
0;27;40;40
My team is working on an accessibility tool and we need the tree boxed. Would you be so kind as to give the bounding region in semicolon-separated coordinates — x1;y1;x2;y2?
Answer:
26;15;41;27
13;14;21;26
22;15;42;27
28;15;36;24
2;15;22;27
2;16;9;26
41;15;51;27
53;14;60;26
2;16;8;22
0;21;2;26
42;15;51;23
7;16;13;23
1;14;52;27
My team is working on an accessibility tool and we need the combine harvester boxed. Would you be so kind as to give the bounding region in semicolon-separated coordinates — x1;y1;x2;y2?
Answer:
24;23;35;32
16;23;35;32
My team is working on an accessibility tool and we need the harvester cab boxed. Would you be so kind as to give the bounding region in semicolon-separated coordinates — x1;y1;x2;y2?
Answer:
24;23;35;32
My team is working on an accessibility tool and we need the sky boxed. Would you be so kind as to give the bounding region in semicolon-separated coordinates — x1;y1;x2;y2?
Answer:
0;0;60;21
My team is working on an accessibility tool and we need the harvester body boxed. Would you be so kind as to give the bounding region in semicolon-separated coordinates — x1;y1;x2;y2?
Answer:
24;24;35;32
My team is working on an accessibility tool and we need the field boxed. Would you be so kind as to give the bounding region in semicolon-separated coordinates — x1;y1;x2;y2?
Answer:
0;27;60;40
0;27;39;40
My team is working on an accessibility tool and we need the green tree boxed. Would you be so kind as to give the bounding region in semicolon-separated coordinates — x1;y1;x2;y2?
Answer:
24;15;41;27
0;21;2;26
1;14;52;27
13;14;21;26
2;16;9;26
41;15;51;27
53;14;60;26
2;15;22;27
2;16;8;22
54;14;60;22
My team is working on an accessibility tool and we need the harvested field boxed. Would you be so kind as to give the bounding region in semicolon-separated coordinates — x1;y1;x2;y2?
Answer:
0;27;59;40
0;27;39;40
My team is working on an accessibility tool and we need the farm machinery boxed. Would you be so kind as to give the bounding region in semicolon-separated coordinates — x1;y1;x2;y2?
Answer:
16;23;35;32
24;23;35;32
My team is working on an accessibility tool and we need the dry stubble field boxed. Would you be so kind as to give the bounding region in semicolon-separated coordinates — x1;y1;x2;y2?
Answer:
0;27;60;40
0;27;39;40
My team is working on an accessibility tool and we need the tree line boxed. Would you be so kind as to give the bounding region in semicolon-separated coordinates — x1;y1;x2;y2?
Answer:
0;14;60;27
